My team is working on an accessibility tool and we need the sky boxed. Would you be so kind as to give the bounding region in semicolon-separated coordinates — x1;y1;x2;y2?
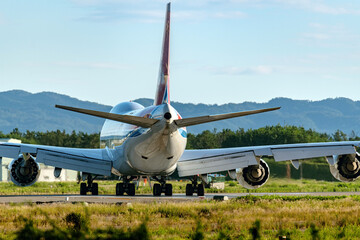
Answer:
1;0;360;106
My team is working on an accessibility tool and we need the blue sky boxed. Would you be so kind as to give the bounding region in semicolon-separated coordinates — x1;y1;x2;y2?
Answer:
1;0;360;106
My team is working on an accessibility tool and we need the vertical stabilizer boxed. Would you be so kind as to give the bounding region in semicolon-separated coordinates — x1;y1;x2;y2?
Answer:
154;2;171;106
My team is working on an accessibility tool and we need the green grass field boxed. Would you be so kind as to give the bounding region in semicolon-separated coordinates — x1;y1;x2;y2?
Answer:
0;178;359;195
2;195;360;239
0;178;360;240
1;179;360;239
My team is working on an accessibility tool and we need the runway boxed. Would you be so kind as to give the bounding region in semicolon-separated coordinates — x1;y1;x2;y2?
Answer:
1;191;360;204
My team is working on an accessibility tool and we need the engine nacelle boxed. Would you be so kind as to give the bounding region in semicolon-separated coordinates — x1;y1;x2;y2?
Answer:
330;153;360;182
237;159;270;189
8;154;41;186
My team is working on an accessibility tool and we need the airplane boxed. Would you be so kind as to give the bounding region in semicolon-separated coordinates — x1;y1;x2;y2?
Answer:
1;2;360;197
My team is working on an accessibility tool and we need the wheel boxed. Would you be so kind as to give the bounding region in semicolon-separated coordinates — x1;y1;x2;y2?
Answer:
127;183;136;196
80;182;87;195
91;183;98;195
153;183;162;196
116;183;124;196
186;184;193;196
165;183;172;196
197;184;204;196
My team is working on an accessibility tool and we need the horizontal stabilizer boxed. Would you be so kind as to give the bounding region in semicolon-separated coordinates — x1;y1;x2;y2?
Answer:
174;107;280;128
55;105;159;128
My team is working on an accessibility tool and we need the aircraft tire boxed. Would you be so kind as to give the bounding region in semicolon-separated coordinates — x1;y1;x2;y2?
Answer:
127;183;136;196
116;183;124;196
80;182;87;195
197;184;204;196
91;183;98;195
153;183;162;196
165;183;172;196
186;184;193;196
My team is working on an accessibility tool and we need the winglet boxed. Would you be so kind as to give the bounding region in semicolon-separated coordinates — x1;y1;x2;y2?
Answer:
154;2;171;106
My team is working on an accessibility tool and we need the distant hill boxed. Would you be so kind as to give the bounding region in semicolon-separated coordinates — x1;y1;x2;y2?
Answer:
0;90;111;134
1;90;360;135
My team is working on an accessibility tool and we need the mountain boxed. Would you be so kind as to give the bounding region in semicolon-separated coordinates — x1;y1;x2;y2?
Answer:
1;90;360;135
0;90;111;134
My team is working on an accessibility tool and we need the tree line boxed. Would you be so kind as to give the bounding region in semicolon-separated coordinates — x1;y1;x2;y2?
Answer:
0;128;100;148
186;125;360;149
0;125;359;149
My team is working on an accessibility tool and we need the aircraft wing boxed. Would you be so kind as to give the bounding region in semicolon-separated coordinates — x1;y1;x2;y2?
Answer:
177;141;360;177
0;142;116;176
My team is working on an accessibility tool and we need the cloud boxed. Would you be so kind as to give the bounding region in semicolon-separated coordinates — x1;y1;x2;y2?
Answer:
207;65;274;75
76;8;246;23
215;0;360;15
71;0;360;25
71;0;360;15
174;10;246;20
299;23;360;48
213;11;246;19
71;0;141;6
322;75;340;80
71;0;247;23
274;0;360;15
192;0;360;15
303;33;330;40
75;9;170;23
350;66;360;73
55;62;129;70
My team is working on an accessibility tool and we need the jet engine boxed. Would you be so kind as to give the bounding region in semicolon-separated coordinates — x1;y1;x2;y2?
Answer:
329;153;360;182
237;159;270;189
8;154;40;186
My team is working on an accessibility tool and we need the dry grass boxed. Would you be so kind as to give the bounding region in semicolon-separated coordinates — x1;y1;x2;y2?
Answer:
1;179;360;239
1;196;360;239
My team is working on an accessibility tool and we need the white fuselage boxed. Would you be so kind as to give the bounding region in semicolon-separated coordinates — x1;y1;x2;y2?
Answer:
100;102;187;176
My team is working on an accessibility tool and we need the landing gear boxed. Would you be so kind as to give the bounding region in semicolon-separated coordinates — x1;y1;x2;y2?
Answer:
92;183;99;195
80;182;87;195
165;183;173;196
153;183;162;196
152;176;173;196
197;184;204;196
186;176;205;196
116;176;136;196
186;183;193;196
116;182;124;196
79;174;98;195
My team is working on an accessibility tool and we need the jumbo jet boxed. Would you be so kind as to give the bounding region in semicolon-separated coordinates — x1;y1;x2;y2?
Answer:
1;3;360;197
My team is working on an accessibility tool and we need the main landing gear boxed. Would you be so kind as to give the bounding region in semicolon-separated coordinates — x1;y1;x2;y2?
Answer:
112;175;204;197
80;174;98;195
152;176;173;196
116;176;136;196
186;176;205;196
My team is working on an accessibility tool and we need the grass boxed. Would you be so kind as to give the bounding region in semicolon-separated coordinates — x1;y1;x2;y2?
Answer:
1;180;360;238
2;196;360;239
0;178;360;195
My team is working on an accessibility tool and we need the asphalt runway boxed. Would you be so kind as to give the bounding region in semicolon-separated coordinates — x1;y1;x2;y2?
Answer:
1;191;360;204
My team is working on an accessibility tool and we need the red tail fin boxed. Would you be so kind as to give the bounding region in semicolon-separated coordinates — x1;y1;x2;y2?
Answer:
154;2;171;106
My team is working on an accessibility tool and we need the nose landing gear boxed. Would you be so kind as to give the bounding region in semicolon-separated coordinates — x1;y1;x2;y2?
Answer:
116;176;136;196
